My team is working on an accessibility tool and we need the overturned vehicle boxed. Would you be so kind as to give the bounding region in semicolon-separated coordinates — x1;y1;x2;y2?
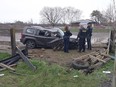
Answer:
20;26;78;49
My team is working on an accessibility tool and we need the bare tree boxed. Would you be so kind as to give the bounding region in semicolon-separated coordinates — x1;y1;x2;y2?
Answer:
40;7;63;26
112;0;116;22
40;7;82;25
102;0;116;53
61;7;82;24
104;4;115;23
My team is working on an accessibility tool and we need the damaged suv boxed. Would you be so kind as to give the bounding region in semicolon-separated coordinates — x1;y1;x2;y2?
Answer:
20;26;78;49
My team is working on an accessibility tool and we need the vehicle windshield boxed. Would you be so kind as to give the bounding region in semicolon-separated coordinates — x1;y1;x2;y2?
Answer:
56;28;64;37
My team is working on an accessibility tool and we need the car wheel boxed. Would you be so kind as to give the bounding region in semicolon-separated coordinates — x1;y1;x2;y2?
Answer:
25;40;36;49
71;60;89;70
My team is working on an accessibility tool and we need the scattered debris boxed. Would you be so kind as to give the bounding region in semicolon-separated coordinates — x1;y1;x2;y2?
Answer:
0;63;15;71
40;55;44;58
73;75;79;78
71;49;111;74
0;74;4;76
41;48;45;51
16;46;36;71
0;54;21;67
103;71;111;74
0;46;36;71
72;59;89;69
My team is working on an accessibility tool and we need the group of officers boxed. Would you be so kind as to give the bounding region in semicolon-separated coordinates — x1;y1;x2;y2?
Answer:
63;23;93;53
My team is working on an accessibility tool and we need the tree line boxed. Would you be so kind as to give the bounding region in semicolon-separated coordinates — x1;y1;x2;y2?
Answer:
91;4;116;25
40;2;116;26
40;7;82;26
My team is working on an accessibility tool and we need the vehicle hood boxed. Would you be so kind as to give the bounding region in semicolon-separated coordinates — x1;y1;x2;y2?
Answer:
70;35;77;39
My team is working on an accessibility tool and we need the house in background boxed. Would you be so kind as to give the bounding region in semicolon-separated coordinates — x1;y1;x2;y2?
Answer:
70;19;97;27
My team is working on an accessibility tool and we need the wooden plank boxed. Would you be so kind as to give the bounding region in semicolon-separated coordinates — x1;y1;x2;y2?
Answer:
100;53;115;59
92;57;111;69
90;54;102;64
16;46;36;71
89;55;106;63
92;44;107;48
0;63;15;71
0;64;17;71
73;52;99;60
91;58;98;65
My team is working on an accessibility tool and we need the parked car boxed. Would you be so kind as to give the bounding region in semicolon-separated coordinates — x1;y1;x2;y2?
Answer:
20;26;78;49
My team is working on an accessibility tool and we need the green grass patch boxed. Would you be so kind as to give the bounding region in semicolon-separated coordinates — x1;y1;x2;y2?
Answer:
69;28;110;33
0;52;11;60
92;28;110;33
0;53;114;87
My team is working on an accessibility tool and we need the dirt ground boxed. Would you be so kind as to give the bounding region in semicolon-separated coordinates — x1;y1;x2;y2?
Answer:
0;43;104;66
27;48;105;66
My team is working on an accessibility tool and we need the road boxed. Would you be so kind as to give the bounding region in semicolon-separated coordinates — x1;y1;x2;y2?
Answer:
0;32;109;44
0;33;21;41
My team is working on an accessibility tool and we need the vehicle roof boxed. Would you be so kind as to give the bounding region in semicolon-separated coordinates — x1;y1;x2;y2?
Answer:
25;26;61;32
25;26;44;30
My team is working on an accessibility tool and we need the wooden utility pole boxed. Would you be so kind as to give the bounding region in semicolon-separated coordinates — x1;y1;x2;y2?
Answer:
112;47;116;87
112;31;116;87
10;28;16;56
112;0;116;87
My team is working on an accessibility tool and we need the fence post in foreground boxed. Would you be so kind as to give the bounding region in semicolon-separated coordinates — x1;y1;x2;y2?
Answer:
10;28;16;56
112;31;116;87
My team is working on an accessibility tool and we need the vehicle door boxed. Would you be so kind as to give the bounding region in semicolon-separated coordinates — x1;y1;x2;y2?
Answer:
35;30;46;46
35;30;57;47
43;31;58;46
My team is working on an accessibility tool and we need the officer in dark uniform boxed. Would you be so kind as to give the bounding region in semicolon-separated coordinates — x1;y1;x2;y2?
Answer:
87;23;93;50
63;25;72;53
77;25;87;52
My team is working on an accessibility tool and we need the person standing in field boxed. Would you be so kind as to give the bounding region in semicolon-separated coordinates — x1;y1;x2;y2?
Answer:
86;23;93;50
63;25;72;53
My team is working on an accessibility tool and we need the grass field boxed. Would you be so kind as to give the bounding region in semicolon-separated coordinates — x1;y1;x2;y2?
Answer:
69;27;110;33
0;52;114;87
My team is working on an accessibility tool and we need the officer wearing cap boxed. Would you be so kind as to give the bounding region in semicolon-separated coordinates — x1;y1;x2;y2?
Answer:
77;24;87;52
86;23;93;50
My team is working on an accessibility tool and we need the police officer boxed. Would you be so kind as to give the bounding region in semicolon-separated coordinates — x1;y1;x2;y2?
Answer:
87;23;93;50
63;25;72;53
77;25;87;52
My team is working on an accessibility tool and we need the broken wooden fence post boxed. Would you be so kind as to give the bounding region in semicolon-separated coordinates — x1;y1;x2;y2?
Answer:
16;46;36;71
10;28;16;56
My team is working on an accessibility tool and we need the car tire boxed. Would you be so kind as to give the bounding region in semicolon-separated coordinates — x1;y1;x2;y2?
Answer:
71;60;89;70
25;40;36;49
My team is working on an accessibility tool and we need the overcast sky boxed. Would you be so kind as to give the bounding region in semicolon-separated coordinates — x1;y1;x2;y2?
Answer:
0;0;114;23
